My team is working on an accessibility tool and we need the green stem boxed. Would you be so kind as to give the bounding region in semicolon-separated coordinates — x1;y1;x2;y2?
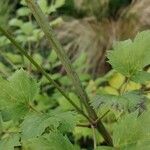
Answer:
25;0;92;114
25;0;113;146
0;26;90;122
91;125;97;150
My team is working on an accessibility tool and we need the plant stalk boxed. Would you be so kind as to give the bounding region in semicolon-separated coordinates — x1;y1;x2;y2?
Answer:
25;0;93;113
0;26;90;122
25;0;113;146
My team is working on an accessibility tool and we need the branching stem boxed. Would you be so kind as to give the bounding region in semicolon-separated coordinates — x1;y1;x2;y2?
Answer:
0;26;90;122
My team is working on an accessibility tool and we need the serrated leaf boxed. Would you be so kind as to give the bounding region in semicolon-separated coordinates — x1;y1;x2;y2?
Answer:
133;30;150;67
23;132;75;150
107;30;150;77
21;113;59;140
91;91;145;112
8;69;39;104
113;111;150;148
21;110;77;140
0;69;39;119
113;112;139;146
57;111;78;133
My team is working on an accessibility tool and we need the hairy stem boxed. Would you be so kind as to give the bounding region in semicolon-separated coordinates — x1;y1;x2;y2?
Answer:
25;0;113;146
25;0;93;114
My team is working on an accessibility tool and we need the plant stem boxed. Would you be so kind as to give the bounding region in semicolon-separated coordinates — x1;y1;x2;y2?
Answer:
91;125;97;150
25;0;113;146
25;0;93;113
120;77;130;95
0;26;90;122
94;109;110;124
96;120;113;145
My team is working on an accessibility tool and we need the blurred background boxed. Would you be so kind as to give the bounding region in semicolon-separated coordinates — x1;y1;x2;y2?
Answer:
0;0;150;149
1;0;150;78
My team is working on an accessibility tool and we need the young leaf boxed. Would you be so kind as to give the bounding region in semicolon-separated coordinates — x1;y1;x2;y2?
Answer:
0;69;39;119
107;39;134;77
17;7;31;16
107;30;150;78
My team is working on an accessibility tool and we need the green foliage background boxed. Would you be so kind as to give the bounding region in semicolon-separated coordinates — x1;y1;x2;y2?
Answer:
0;0;150;150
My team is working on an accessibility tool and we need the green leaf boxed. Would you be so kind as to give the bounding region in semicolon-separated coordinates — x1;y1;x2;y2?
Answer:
21;113;60;140
48;50;58;63
57;111;78;133
0;69;39;119
38;0;48;13
21;110;77;140
107;30;150;77
0;133;20;150
91;91;145;112
17;7;31;16
9;18;23;27
0;36;10;46
8;69;39;104
54;0;66;8
131;71;150;83
23;132;75;150
48;0;65;13
121;140;150;150
21;22;34;35
113;112;139;147
133;30;150;67
5;52;22;64
113;111;150;149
